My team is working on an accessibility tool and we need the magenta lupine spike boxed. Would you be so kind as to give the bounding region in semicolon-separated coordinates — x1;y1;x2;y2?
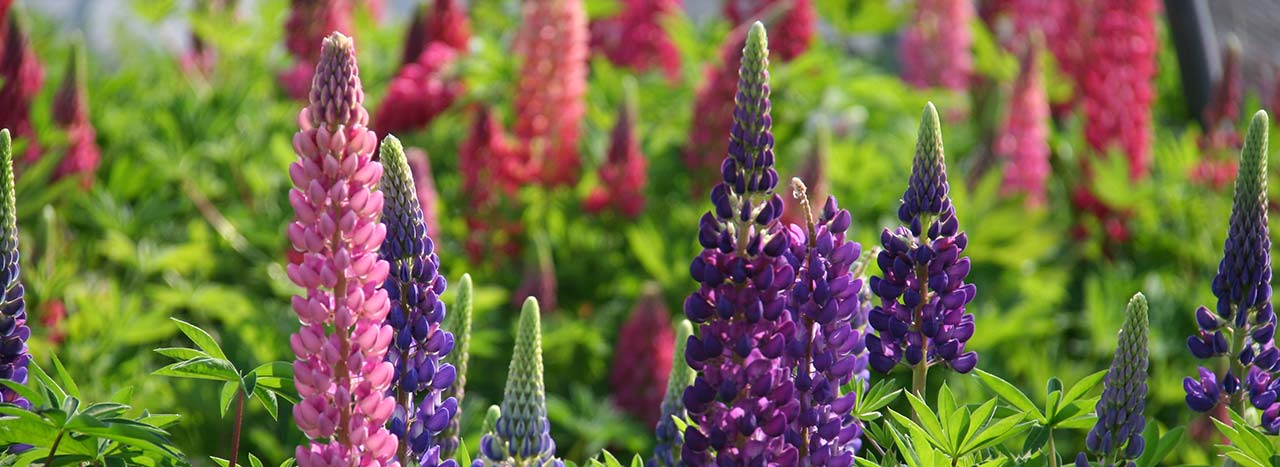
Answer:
0;16;43;165
899;0;973;91
51;45;100;189
286;33;400;466
589;0;682;80
994;44;1050;206
513;0;588;187
1081;0;1157;181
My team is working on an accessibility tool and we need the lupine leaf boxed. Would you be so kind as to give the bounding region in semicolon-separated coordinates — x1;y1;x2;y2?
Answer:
153;347;210;361
219;381;237;417
1060;370;1107;408
901;392;947;447
50;355;82;399
974;369;1041;421
0;380;42;407
152;357;239;382
253;383;279;420
249;453;265;467
170;317;229;361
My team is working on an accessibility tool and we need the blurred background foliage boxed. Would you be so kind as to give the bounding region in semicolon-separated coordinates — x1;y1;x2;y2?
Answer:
7;0;1276;465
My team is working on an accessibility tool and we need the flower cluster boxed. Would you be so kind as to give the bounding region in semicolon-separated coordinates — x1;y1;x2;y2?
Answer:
589;0;682;81
374;42;463;135
439;274;474;460
459;107;524;263
51;45;100;189
1184;111;1280;433
723;0;814;61
681;23;800;465
285;33;398;465
513;0;588;187
899;0;973;91
279;0;353;100
1192;37;1243;190
0;15;43;164
584;93;647;218
405;148;440;241
867;103;978;375
994;45;1050;206
784;185;868;463
1080;0;1157;181
374;0;468;135
0;130;29;412
1076;293;1149;467
980;0;1083;112
379;136;456;467
400;0;470;67
651;319;694;467
473;298;564;467
609;288;674;427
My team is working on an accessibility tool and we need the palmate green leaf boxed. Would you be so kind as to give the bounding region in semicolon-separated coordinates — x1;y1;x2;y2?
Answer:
152;356;239;382
68;420;182;459
0;406;60;445
960;411;1028;454
1043;390;1062;422
888;407;945;453
28;359;67;403
153;347;210;361
937;383;958;443
963;399;998;446
901;391;948;448
974;369;1041;422
854;380;903;418
170;317;229;361
1060;370;1107;408
249;361;295;397
49;355;82;399
1134;424;1184;467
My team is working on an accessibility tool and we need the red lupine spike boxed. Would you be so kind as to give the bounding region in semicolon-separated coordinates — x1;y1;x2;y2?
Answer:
513;0;588;187
723;0;813;61
1193;37;1243;190
900;0;974;91
51;45;99;189
0;16;42;165
994;43;1050;206
684;29;746;184
373;42;463;134
1081;0;1158;181
402;0;470;67
279;0;354;100
981;0;1086;112
609;287;674;427
589;0;682;80
585;90;647;218
460;107;525;264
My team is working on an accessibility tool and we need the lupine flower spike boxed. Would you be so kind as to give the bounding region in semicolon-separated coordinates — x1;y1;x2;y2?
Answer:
900;0;973;91
1076;293;1149;467
1184;111;1280;433
379;135;456;467
651;319;694;467
589;0;682;80
401;0;470;67
514;0;588;187
681;22;800;466
867;103;978;395
0;130;30;413
52;44;100;189
473;298;565;467
995;42;1050;206
439;273;473;459
584;82;647;218
785;178;868;461
0;16;44;164
286;33;400;466
610;286;674;426
1081;0;1157;181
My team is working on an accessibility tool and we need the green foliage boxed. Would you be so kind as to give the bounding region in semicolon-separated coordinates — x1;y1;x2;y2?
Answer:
1214;410;1280;467
0;357;183;465
883;384;1030;465
152;318;295;422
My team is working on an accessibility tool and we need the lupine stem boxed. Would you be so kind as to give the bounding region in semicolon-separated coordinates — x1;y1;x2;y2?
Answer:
230;387;244;467
45;431;64;466
1047;429;1056;467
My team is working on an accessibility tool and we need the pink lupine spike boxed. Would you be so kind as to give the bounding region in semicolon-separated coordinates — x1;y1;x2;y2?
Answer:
373;42;463;134
584;86;647;218
51;44;100;189
994;43;1050;206
401;0;470;66
514;0;588;187
0;15;43;165
289;32;399;467
899;0;974;91
590;0;682;80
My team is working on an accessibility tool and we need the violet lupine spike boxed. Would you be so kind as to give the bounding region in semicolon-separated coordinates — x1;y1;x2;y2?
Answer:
0;130;30;413
1078;293;1149;465
784;180;867;463
866;103;978;375
681;22;801;467
473;298;564;467
286;33;400;466
379;135;456;467
1184;111;1280;433
439;273;473;460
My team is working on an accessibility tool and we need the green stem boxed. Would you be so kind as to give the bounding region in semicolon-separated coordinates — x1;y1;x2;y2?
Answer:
44;430;65;466
229;388;244;467
1229;323;1249;415
912;359;929;417
1047;428;1057;467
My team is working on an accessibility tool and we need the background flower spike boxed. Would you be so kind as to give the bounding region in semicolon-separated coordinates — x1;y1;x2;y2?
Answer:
1080;292;1150;465
651;319;694;467
0;129;30;412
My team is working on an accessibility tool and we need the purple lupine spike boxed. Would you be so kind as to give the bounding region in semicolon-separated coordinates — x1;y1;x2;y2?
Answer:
866;103;978;381
784;179;867;464
379;135;456;467
1184;111;1280;432
1079;293;1149;465
0;130;29;414
681;22;800;467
